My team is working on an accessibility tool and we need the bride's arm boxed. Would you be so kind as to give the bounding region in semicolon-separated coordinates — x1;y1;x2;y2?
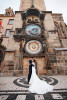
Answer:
32;62;35;67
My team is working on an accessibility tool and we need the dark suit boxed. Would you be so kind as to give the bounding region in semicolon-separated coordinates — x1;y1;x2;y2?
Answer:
28;64;34;82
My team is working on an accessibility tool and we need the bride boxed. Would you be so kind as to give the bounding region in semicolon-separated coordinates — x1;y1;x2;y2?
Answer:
28;60;54;94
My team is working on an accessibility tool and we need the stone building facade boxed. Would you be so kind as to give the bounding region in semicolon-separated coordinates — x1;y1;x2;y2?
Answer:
0;0;67;76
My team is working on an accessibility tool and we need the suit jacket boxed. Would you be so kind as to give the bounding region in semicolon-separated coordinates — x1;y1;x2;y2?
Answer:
29;64;34;75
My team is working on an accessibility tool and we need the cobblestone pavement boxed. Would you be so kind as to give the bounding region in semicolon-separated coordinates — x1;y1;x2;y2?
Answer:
0;75;67;100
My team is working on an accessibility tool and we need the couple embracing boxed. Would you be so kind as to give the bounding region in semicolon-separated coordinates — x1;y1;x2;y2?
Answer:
28;59;37;83
27;59;54;94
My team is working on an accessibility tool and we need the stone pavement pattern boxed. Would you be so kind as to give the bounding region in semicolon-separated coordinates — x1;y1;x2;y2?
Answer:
0;75;67;100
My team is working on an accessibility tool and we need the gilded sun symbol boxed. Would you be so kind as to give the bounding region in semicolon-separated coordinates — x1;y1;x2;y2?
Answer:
32;44;36;49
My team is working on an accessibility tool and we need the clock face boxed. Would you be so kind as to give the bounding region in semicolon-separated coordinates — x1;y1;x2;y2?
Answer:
25;40;42;55
25;24;41;36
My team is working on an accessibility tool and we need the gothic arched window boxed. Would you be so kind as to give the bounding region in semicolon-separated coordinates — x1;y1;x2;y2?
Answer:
54;24;58;31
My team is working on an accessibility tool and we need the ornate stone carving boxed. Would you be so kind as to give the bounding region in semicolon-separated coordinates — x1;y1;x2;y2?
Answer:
5;7;14;16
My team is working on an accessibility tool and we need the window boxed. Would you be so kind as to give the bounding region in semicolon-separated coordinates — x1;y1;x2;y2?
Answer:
54;24;58;30
6;12;10;16
35;19;38;22
65;27;67;30
18;31;21;35
27;19;31;23
6;29;11;37
9;19;14;24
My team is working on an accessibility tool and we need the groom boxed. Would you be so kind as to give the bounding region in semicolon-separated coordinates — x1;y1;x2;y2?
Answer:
28;60;33;83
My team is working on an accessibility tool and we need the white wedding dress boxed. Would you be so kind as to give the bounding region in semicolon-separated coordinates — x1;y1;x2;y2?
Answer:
28;66;54;94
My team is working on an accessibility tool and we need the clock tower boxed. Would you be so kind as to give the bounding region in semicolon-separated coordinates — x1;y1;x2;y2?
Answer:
19;0;46;11
13;0;67;76
13;0;47;75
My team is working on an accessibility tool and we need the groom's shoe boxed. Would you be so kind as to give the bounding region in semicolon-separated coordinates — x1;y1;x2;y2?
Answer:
26;82;29;84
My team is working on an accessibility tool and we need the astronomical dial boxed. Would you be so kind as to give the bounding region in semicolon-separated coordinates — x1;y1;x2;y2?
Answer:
25;40;42;55
25;24;41;36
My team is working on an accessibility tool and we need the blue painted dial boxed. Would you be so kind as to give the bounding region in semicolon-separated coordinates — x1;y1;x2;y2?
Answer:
25;24;41;36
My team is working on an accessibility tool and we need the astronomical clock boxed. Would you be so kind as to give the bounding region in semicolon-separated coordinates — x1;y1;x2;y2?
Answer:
24;24;44;56
14;8;46;57
23;21;46;56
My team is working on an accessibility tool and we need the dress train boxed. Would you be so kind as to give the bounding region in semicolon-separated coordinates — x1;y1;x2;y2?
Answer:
28;67;54;94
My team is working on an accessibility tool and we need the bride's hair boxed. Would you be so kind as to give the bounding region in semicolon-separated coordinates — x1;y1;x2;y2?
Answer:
33;59;36;62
